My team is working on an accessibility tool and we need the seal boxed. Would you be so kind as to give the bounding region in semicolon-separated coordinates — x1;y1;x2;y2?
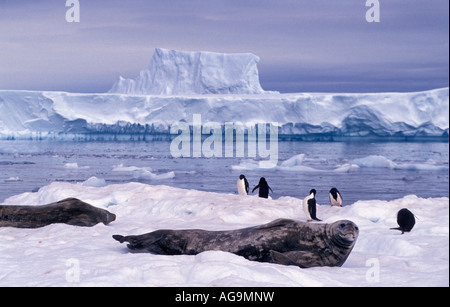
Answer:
0;197;116;228
113;218;359;268
390;208;416;234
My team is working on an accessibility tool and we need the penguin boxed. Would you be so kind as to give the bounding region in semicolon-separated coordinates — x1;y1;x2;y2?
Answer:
237;174;249;195
390;208;416;234
252;177;273;199
329;187;343;207
303;189;321;222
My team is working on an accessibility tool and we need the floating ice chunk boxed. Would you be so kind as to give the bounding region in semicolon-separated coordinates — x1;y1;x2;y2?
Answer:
4;177;21;182
231;159;261;171
133;169;175;180
279;154;305;167
64;162;90;169
112;164;144;172
81;176;107;187
351;155;397;169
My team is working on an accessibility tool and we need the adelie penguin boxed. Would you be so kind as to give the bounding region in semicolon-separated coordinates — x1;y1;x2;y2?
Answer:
303;189;321;222
329;187;343;207
390;208;416;234
252;177;273;199
237;174;249;195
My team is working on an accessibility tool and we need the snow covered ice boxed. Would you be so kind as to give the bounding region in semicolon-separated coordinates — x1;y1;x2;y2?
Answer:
0;182;448;286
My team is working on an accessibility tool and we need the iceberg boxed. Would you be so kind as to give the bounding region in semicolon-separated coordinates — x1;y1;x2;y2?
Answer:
0;87;448;141
0;48;448;141
109;48;269;95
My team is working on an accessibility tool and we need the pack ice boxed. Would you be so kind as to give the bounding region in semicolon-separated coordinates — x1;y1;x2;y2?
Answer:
0;48;448;140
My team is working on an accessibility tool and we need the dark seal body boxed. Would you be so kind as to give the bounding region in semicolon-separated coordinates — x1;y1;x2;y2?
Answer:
0;198;116;228
113;218;359;268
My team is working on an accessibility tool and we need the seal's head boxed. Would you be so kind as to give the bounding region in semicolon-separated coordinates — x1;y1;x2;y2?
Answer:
102;211;116;225
330;220;359;248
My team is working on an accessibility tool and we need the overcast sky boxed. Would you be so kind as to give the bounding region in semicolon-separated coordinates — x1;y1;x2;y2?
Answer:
0;0;448;93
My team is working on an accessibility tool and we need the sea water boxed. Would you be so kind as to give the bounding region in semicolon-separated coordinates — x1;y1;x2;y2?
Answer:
0;140;448;205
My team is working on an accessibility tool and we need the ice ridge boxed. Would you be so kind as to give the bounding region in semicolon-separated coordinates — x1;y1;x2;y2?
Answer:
109;48;269;95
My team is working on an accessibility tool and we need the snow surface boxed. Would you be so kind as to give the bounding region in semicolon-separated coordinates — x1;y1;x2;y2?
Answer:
0;182;448;287
0;87;448;140
109;48;269;95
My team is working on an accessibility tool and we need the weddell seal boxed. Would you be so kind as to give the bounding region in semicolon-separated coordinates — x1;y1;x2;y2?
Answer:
113;218;359;268
0;198;116;228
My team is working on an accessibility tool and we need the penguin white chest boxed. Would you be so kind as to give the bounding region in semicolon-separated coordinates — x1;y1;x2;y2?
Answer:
237;179;248;195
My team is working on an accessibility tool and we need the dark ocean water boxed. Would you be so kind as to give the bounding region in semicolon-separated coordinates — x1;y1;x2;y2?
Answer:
0;140;448;205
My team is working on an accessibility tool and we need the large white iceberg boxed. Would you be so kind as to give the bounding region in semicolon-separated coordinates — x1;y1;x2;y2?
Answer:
109;48;269;95
0;87;448;140
0;48;448;140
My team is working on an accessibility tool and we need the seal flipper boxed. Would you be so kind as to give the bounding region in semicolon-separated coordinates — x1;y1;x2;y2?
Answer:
270;250;298;266
112;234;162;251
270;250;323;268
254;219;295;230
113;231;177;253
112;234;125;243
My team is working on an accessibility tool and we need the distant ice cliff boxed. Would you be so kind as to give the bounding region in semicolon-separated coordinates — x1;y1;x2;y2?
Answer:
0;48;448;140
0;87;448;140
109;48;270;95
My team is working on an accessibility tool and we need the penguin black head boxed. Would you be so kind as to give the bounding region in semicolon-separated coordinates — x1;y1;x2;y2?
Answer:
259;177;267;184
329;187;341;199
309;189;317;196
330;187;338;194
239;174;246;180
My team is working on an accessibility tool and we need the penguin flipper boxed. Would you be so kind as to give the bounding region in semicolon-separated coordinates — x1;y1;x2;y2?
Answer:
308;198;321;221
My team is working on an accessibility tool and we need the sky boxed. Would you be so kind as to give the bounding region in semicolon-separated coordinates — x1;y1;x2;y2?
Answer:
0;0;448;93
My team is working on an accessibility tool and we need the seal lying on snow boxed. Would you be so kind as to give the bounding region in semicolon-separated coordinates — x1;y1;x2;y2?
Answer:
0;198;116;228
113;218;359;268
